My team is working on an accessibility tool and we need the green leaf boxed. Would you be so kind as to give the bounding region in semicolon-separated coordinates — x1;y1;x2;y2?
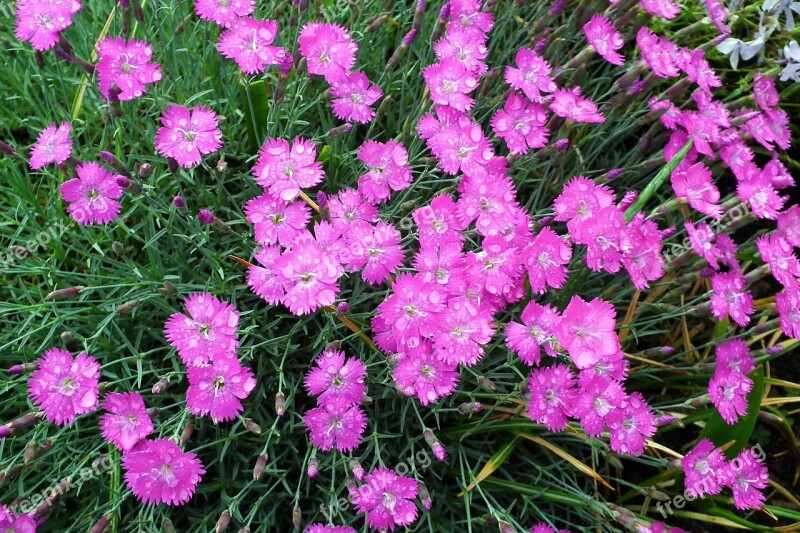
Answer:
698;367;765;459
623;138;694;221
239;79;270;153
459;437;519;495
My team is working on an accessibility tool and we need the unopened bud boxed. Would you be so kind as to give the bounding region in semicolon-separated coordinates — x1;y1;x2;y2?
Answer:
180;421;195;446
418;481;432;510
137;163;152;180
8;362;37;375
23;439;52;464
360;395;373;407
112;241;125;257
326;124;352;138
387;353;401;366
766;345;783;355
642;346;676;357
275;392;285;417
216;159;228;172
172;196;188;215
197;209;215;225
0;140;16;156
336;301;349;315
367;13;389;32
458;402;483;415
477;376;496;391
348;458;365;480
253;454;268;480
292;504;301;531
423;428;447;462
244;419;262;435
215;510;232;533
655;414;677;427
162;519;177;533
146;407;158;420
152;376;170;395
46;286;85;300
90;513;112;533
643;487;670;501
498;522;515;533
115;299;140;314
0;426;11;439
553;138;570;151
116;175;131;189
307;456;319;478
60;331;75;343
374;95;393;123
158;280;178;298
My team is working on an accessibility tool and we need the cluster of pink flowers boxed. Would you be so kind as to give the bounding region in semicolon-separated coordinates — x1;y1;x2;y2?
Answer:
303;346;368;452
298;22;382;124
707;339;756;424
682;439;768;510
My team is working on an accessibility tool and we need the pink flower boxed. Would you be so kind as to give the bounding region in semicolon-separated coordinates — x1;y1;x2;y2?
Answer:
606;392;656;456
685;222;722;269
671;162;723;219
412;194;466;246
757;233;800;288
776;288;800;340
0;506;36;531
413;241;467;295
677;49;721;94
342;221;404;285
505;47;556;103
708;370;753;424
636;28;680;78
274;233;343;315
706;0;731;34
423;59;479;111
710;271;754;326
555;296;621;370
447;0;494;33
465;236;525;303
99;392;154;452
122;438;205;506
164;292;239;365
722;448;769;510
325;188;379;231
298;22;358;82
736;172;786;220
681;439;727;498
304;347;367;408
527;364;577;431
244;193;312;246
641;0;681;19
622;213;666;290
154;105;223;168
356;140;413;204
522;228;572;294
330;71;383;124
579;206;631;274
28;348;99;426
306;526;356;533
490;92;549;154
350;467;419;530
217;17;286;75
59;162;124;225
246;246;285;305
393;340;459;405
457;174;521;236
549;87;605;124
572;374;625;437
194;0;254;27
553;175;615;227
715;339;756;377
505;301;561;366
186;359;256;423
96;37;162;101
753;73;779;110
304;403;367;452
251;137;324;201
428;113;494;176
583;14;625;66
29;122;72;170
434;26;488;74
14;0;81;51
375;273;446;349
778;205;800;248
763;158;794;190
432;298;494;366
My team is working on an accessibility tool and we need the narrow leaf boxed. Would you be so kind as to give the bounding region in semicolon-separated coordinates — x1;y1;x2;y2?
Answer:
624;138;694;221
458;437;519;496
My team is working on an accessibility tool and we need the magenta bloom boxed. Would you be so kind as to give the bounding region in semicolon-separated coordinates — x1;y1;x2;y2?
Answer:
28;348;99;426
685;222;722;269
572;374;625;437
434;26;488;75
194;0;254;27
304;403;367;452
549;87;605;124
154;105;223;168
606;392;656;456
671;162;723;219
522;227;572;294
251;137;324;201
350;467;419;531
342;221;404;285
306;526;356;533
778;205;800;248
708;370;753;424
413;241;468;295
122;438;205;506
622;213;666;290
448;0;494;33
423;59;479;111
722;448;769;510
274;233;343;315
753;73;779;110
432;298;494;367
393;340;459;406
0;506;36;531
96;37;162;101
428;112;494;176
681;438;727;498
641;0;681;19
247;246;285;305
757;233;800;288
325;188;379;231
556;296;621;370
59;162;124;225
527;364;577;432
330;71;383;124
491;93;549;154
457;174;521;236
505;47;556;103
244;193;312;246
164;292;239;365
553;175;615;227
375;273;446;350
710;271;754;326
186;359;257;423
412;194;466;246
29;122;72;170
636;28;680;78
14;0;81;51
99;392;154;452
736;173;786;220
583;14;625;66
217;18;286;75
304;347;367;408
357;140;413;204
298;22;358;82
505;301;561;366
776;288;800;340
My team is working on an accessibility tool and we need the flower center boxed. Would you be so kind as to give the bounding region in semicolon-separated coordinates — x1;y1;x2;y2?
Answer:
332;376;343;387
420;365;432;377
88;189;100;201
199;324;211;336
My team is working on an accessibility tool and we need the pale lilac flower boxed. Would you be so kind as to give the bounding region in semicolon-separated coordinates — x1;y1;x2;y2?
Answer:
154;105;223;168
28;348;100;426
96;37;162;101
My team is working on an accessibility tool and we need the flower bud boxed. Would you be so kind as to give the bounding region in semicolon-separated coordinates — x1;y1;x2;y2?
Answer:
158;280;178;298
90;513;112;533
458;402;483;415
197;209;215;225
180;421;195;445
307;456;319;478
336;302;349;315
367;13;389;32
112;241;125;257
655;414;677;427
348;458;365;480
115;299;141;314
553;138;570;151
60;331;75;343
23;439;52;464
326;124;353;138
766;345;783;355
418;481;432;510
423;428;447;462
215;510;232;533
46;286;85;300
244;419;262;435
477;376;496;391
499;522;515;533
0;426;11;439
8;362;37;375
0;141;17;156
173;196;188;215
137;163;153;180
275;392;285;417
162;520;177;533
152;376;170;395
292;504;301;531
116;175;131;189
254;454;268;480
360;395;373;407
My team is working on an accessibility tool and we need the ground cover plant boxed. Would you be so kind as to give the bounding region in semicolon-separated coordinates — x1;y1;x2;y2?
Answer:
1;0;799;531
